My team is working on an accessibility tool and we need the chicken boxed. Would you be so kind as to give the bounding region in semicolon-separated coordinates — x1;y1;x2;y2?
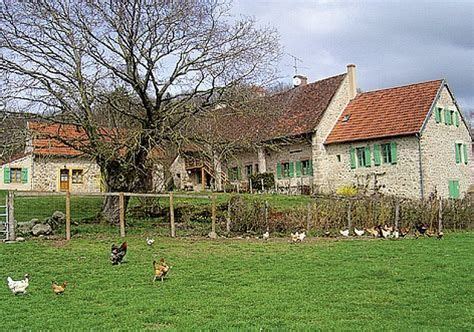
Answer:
262;231;270;240
354;228;365;236
365;227;379;238
380;227;391;239
392;230;399;239
437;231;444;240
323;230;331;237
51;281;67;295
111;242;127;265
290;232;300;243
339;229;350;237
153;258;171;282
415;224;428;237
7;274;30;295
399;227;410;238
146;238;155;246
298;232;306;242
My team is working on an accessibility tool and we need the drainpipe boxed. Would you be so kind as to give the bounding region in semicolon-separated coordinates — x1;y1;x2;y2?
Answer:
416;133;424;200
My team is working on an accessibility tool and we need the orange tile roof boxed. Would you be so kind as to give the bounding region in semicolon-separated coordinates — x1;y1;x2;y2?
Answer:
28;122;88;156
325;80;443;144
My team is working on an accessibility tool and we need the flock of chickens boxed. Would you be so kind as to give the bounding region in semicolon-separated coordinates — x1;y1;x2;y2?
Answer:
6;238;171;296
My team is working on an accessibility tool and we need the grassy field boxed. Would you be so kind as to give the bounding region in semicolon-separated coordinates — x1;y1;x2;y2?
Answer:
1;232;473;330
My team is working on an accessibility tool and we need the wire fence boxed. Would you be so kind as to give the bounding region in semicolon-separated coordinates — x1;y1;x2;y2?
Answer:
3;190;473;241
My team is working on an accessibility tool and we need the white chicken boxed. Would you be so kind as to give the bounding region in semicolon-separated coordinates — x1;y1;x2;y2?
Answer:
354;228;365;236
392;230;399;239
7;274;30;295
290;232;300;243
262;231;270;240
146;238;155;246
339;229;350;237
380;228;391;239
298;232;306;242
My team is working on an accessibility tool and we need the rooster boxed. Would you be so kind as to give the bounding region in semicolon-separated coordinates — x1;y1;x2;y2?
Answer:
339;229;350;237
415;224;428;238
262;231;270;240
7;274;30;295
354;228;365;236
52;281;67;295
111;242;127;265
146;238;155;246
153;258;172;282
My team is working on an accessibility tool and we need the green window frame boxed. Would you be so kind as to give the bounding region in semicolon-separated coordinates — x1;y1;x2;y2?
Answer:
276;163;282;179
454;111;460;127
445;108;452;125
463;144;468;165
3;167;11;184
455;143;462;164
381;143;392;164
349;147;356;169
301;160;312;176
295;160;302;177
355;147;371;168
282;162;291;178
373;144;381;166
434;107;442;123
9;168;23;183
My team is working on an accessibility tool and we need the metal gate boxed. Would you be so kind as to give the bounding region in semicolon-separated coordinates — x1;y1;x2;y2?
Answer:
0;194;8;240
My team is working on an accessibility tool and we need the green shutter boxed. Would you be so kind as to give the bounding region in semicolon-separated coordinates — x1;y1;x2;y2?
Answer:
463;144;468;165
349;147;356;169
276;163;282;179
390;142;397;164
21;168;28;184
446;109;452;125
455;181;460;198
364;146;371;167
454;112;459;127
3;167;10;184
373;144;381;166
448;180;454;198
435;108;441;123
289;162;294;177
309;159;313;176
295;161;302;177
455;144;461;164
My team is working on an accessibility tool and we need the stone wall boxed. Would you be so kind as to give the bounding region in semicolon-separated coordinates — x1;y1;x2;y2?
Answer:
420;85;472;198
313;74;352;191
32;156;101;192
323;136;422;198
0;155;34;191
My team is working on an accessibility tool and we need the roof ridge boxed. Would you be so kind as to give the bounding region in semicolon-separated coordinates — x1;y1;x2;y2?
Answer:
358;79;443;96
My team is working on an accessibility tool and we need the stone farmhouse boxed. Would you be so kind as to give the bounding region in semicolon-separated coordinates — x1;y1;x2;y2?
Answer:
0;122;164;193
171;65;472;199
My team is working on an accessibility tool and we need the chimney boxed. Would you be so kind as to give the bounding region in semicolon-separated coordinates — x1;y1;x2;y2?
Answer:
347;64;357;100
293;75;308;87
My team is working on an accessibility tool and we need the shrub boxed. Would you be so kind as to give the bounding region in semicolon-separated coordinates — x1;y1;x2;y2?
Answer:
249;173;275;191
336;185;358;197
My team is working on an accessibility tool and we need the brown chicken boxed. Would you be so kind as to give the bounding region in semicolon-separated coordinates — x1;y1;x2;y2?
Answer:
153;258;171;282
399;227;410;238
52;281;67;295
365;227;379;238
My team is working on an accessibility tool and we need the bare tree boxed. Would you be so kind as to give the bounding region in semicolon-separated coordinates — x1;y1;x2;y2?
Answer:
0;0;280;222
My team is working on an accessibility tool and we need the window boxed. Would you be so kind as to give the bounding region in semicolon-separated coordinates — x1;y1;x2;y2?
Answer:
455;143;469;165
336;155;341;162
434;107;442;123
254;164;259;174
301;160;312;175
448;180;460;199
381;143;392;164
445;109;453;125
245;164;253;178
282;162;291;178
72;169;84;184
10;168;22;183
356;148;367;167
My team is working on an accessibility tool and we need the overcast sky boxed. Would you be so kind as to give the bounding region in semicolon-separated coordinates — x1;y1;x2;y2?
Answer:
231;0;474;122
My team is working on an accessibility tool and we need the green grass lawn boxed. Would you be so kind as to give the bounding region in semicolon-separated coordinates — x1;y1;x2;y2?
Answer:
1;232;473;330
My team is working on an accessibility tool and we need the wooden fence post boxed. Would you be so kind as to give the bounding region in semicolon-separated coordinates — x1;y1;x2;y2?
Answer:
394;199;400;232
7;191;15;241
347;199;352;233
265;200;269;232
249;178;253;194
66;191;71;241
226;201;231;233
119;192;125;238
210;193;217;237
306;202;312;231
261;179;264;192
169;192;175;237
438;198;443;233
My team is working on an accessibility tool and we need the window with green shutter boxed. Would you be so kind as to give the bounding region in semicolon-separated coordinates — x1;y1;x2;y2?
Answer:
454;111;459;127
21;168;28;184
309;159;313;175
289;162;294;177
349;147;356;169
435;107;441;123
390;142;397;164
276;163;282;179
381;143;392;164
455;143;462;164
444;109;450;125
364;146;371;167
373;144;381;166
3;167;10;184
295;161;302;177
448;180;460;199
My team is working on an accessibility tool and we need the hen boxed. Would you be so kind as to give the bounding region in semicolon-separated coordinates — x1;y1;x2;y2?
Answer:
146;238;155;246
354;228;365;236
52;281;67;295
365;227;379;238
339;229;350;237
399;227;410;238
262;231;270;240
298;232;306;242
7;274;30;295
111;242;127;265
153;258;171;282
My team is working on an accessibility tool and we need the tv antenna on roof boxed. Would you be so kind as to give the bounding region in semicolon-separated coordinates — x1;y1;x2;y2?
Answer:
287;53;304;75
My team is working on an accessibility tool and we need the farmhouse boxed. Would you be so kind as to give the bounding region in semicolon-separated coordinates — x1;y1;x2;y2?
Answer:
171;65;472;199
0;122;164;193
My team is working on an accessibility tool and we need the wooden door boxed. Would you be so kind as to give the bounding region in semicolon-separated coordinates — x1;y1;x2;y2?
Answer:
60;169;70;192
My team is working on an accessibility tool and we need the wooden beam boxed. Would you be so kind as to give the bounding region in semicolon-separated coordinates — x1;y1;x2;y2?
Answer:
170;192;175;237
119;192;125;238
66;191;71;241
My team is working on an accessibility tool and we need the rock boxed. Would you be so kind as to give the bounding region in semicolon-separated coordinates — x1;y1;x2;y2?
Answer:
16;237;25;242
208;231;218;239
17;221;35;235
52;211;66;224
32;223;52;236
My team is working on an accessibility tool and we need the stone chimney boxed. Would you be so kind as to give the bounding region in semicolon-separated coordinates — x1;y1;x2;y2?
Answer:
347;64;357;100
293;75;308;87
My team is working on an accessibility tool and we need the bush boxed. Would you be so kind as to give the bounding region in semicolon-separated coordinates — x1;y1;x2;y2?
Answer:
336;185;358;197
249;173;275;191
